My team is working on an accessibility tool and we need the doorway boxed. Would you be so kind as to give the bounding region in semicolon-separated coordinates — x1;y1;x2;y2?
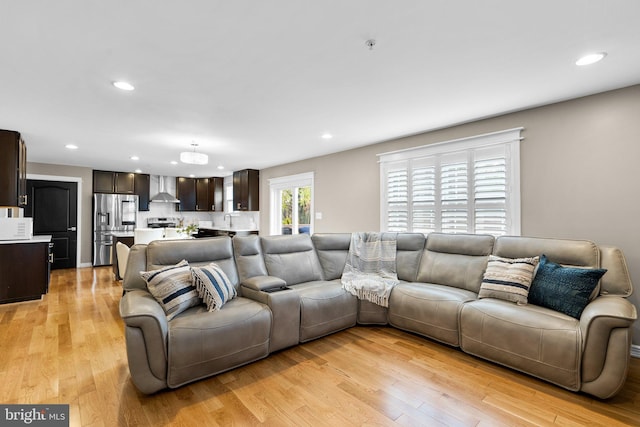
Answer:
269;172;314;235
25;180;78;269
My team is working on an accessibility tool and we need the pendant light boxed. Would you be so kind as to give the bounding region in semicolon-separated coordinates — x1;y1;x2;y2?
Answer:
180;143;208;165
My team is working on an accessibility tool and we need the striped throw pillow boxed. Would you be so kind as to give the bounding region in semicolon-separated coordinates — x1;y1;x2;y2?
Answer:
140;260;201;320
479;255;540;305
191;263;237;311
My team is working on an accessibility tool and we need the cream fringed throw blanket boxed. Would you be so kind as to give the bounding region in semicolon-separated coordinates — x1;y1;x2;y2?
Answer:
341;232;399;307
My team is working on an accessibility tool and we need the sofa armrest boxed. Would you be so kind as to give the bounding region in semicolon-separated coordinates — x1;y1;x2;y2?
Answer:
242;275;287;291
119;290;169;390
579;296;637;386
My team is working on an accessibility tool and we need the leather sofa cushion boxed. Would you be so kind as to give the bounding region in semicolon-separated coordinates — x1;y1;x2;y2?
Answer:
396;233;426;282
167;297;271;388
146;238;240;288
388;282;477;346
312;233;351;280
460;298;581;390
289;280;357;342
417;233;494;293
262;235;324;285
233;235;269;282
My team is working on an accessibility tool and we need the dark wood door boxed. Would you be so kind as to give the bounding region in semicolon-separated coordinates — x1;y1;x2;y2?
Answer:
25;180;78;269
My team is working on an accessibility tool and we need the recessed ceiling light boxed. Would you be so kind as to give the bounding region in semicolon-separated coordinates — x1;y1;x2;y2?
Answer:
576;52;607;66
321;133;333;140
130;155;140;161
170;160;178;165
134;169;142;173
65;144;78;150
113;81;135;91
217;165;224;170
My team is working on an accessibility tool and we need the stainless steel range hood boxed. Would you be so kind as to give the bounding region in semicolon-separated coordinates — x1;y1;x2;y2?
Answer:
150;176;180;203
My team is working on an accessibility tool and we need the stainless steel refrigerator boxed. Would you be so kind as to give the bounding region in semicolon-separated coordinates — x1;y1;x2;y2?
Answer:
93;193;138;266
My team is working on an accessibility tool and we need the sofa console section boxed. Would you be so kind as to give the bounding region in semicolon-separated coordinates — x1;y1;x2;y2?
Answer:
241;284;300;353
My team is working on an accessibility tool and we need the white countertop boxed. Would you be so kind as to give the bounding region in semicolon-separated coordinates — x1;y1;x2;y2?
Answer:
0;235;52;245
199;226;259;232
111;231;135;238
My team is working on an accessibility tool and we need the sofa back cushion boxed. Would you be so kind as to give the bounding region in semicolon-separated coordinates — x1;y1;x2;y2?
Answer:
233;235;268;282
395;233;427;282
312;233;351;280
493;236;599;268
493;235;607;299
145;237;239;289
261;234;324;285
416;233;494;292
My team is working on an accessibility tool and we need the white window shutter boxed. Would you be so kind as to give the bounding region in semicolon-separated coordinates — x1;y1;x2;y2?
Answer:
379;128;522;236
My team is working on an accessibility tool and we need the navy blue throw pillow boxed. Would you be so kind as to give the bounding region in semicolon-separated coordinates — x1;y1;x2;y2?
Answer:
528;255;606;319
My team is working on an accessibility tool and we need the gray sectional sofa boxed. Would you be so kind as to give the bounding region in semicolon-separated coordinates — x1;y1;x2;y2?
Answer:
119;232;637;398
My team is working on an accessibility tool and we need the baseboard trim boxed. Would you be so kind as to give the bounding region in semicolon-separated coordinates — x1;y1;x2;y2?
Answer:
631;344;640;358
78;262;93;268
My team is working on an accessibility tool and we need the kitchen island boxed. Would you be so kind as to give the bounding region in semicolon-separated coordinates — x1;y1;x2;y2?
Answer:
0;235;52;303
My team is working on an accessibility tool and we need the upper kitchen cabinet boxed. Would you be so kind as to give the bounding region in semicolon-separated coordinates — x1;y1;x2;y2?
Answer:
208;177;224;212
195;178;210;212
93;170;149;210
175;177;197;211
115;172;135;194
93;170;134;193
233;169;259;211
134;173;150;211
175;177;224;212
0;129;27;207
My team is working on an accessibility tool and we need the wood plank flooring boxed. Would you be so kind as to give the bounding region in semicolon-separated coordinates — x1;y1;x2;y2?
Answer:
1;266;639;426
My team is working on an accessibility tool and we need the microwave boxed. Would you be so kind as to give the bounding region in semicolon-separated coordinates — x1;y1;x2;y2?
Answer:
0;218;33;240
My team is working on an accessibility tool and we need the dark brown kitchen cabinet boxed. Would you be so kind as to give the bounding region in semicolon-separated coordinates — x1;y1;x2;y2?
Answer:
134;173;150;211
93;170;149;210
195;178;210;211
176;177;223;212
115;172;135;194
0;240;51;304
233;169;259;211
0;129;28;207
208;177;224;212
94;170;135;194
175;177;197;211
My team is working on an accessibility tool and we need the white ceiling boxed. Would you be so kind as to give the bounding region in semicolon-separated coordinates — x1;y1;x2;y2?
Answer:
2;1;639;178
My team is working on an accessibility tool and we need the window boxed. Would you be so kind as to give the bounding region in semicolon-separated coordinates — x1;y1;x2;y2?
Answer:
225;182;233;212
269;172;314;235
379;128;522;236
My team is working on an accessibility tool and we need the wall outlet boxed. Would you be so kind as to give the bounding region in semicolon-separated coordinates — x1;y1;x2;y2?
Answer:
315;212;323;220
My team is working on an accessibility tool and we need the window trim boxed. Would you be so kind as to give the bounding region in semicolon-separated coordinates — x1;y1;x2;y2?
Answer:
269;172;315;236
378;127;523;235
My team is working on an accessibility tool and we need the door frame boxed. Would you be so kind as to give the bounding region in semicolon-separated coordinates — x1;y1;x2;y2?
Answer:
27;173;83;268
269;172;314;236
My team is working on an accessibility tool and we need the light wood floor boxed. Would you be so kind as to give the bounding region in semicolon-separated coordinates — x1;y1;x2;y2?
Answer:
1;267;639;426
